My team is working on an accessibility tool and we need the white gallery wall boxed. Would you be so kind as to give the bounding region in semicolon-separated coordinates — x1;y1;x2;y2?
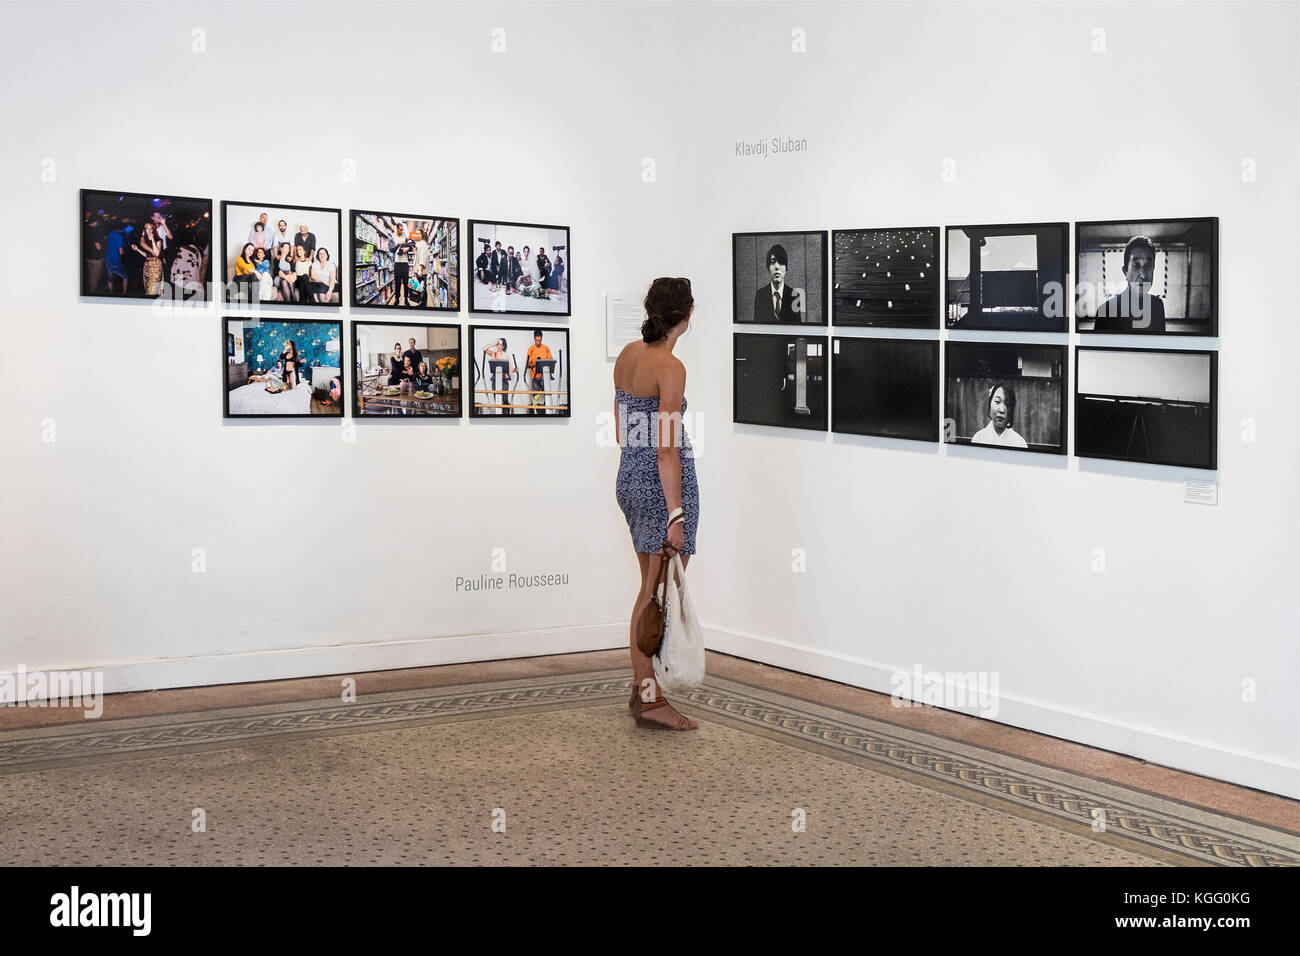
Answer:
0;1;1296;797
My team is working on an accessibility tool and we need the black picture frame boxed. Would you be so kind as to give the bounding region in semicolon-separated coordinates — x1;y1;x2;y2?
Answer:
831;336;940;442
350;320;463;418
733;332;829;430
1075;346;1218;470
223;316;345;419
220;200;343;308
466;219;571;317
733;230;829;325
467;324;570;418
831;227;940;328
944;222;1069;332
349;209;461;312
1074;217;1219;337
944;340;1067;455
80;187;213;301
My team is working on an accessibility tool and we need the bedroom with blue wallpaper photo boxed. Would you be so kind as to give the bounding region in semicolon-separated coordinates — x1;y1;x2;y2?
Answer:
224;318;344;417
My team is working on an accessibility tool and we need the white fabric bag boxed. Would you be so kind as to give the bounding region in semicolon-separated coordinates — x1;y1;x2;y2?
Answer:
653;553;706;693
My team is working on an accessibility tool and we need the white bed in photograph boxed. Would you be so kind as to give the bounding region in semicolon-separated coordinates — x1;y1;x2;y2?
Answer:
228;382;313;415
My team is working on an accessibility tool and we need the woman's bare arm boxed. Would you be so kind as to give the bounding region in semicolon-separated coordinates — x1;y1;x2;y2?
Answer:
655;359;686;516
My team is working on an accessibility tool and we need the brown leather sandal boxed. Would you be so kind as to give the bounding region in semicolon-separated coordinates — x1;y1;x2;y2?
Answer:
629;685;697;731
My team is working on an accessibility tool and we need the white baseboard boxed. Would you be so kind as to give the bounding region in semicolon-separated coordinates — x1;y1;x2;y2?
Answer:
703;624;1300;801
6;623;626;698
7;621;1296;800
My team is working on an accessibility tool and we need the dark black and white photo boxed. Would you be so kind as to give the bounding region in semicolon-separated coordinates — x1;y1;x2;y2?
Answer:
832;227;939;328
1075;347;1217;469
733;333;827;430
945;341;1066;454
832;337;939;442
946;222;1068;332
733;231;827;325
1076;218;1218;336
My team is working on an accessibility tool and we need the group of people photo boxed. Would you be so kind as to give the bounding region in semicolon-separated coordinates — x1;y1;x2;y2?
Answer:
353;212;459;311
468;221;571;315
471;326;569;417
352;323;461;417
81;190;212;300
223;203;342;306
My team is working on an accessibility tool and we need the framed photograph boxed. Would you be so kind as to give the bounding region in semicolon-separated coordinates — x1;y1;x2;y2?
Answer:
733;333;828;430
831;227;939;328
733;231;827;325
80;188;212;300
832;337;939;442
221;201;342;307
223;317;344;418
351;322;462;418
350;210;459;311
467;219;570;316
945;222;1068;331
1076;347;1217;469
1075;217;1218;336
944;341;1066;454
468;324;569;417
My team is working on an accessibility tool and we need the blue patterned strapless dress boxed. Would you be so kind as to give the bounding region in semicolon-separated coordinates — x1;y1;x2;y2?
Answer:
615;387;699;554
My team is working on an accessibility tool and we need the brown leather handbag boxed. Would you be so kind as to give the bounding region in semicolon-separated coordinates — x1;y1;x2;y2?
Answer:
635;548;673;656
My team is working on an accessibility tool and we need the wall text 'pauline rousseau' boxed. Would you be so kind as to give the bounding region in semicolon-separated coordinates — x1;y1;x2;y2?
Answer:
455;572;569;592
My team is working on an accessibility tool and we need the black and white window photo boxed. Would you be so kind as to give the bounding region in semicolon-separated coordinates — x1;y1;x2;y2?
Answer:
946;223;1068;332
1075;218;1218;336
733;333;827;430
944;341;1066;454
832;227;939;328
832;337;939;442
1075;347;1217;469
733;231;827;325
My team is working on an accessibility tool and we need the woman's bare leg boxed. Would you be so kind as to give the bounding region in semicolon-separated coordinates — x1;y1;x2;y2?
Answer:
629;549;697;729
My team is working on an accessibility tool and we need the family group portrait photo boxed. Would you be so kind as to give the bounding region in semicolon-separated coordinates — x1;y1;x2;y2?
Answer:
352;211;460;312
352;322;462;417
468;220;570;316
81;189;212;300
222;202;342;306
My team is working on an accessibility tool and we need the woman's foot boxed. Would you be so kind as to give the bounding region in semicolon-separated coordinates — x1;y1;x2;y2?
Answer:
630;685;698;730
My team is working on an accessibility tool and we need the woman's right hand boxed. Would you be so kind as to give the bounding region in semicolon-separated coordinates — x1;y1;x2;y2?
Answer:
665;520;685;555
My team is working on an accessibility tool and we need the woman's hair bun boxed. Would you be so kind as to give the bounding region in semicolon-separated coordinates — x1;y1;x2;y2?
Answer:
642;277;694;343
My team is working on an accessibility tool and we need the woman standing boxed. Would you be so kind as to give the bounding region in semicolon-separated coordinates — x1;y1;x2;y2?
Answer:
133;221;164;296
388;343;404;386
311;248;336;303
280;340;300;390
613;277;698;731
